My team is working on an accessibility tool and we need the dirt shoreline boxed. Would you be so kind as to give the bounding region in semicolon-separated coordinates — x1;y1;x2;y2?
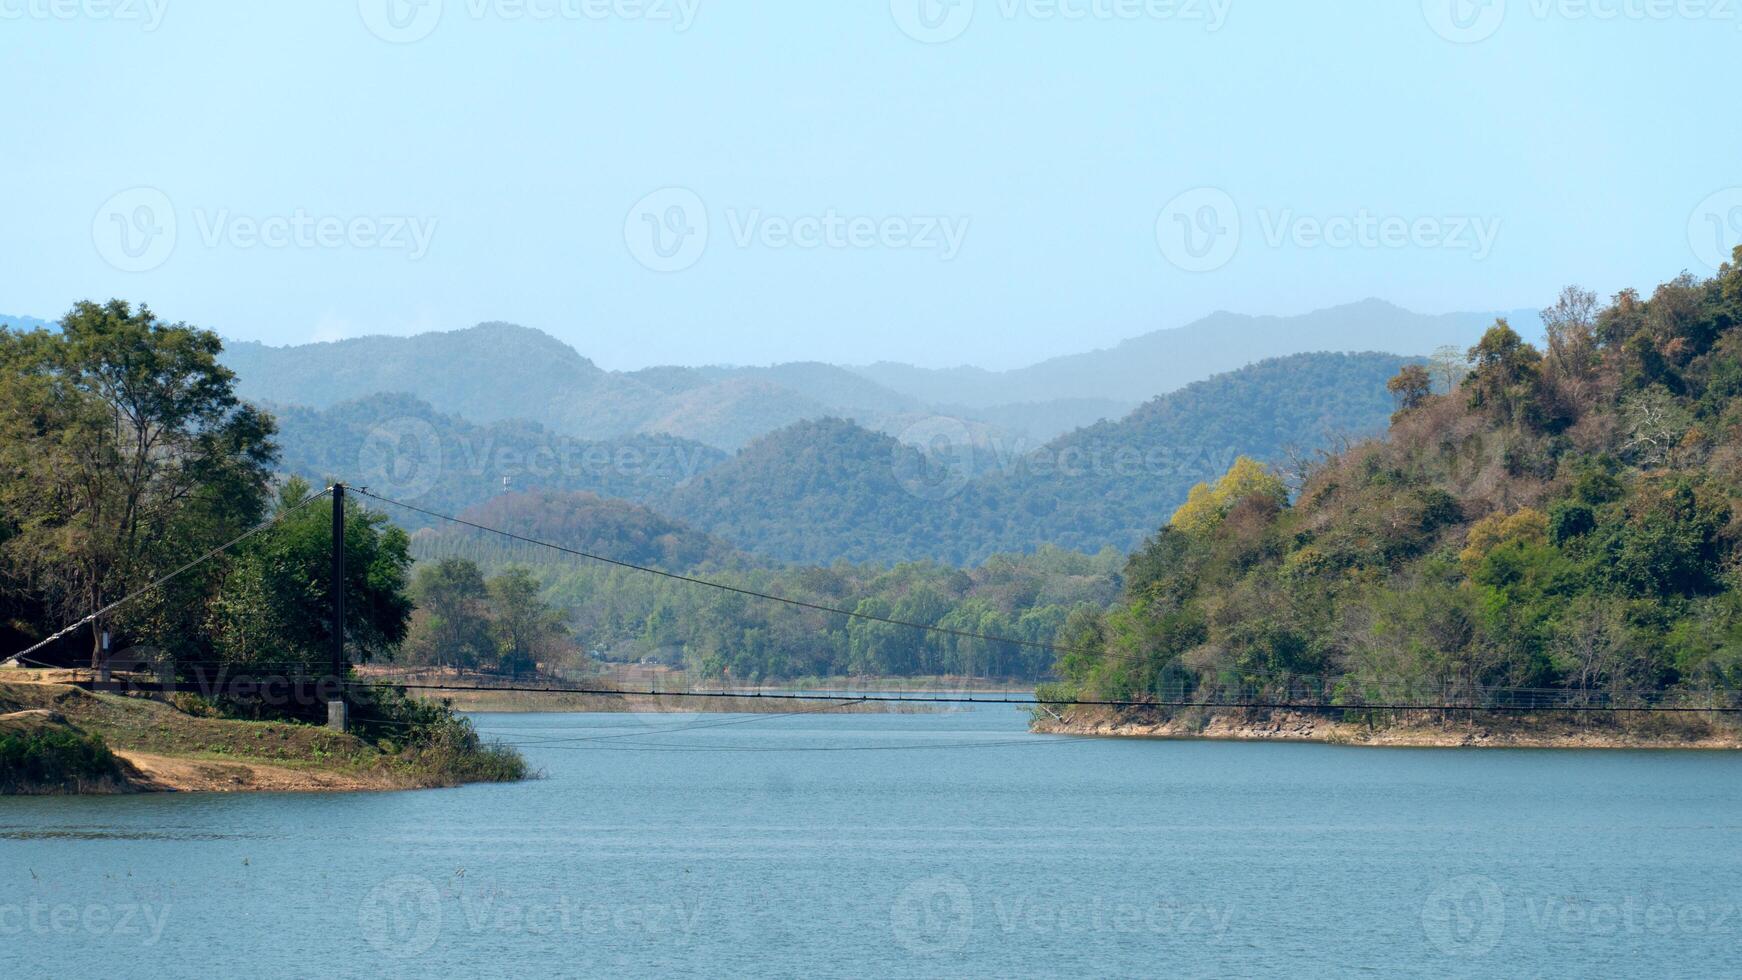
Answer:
1034;707;1742;749
112;751;402;793
0;678;502;795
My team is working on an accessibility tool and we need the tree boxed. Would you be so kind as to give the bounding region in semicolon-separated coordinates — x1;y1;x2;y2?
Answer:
1428;344;1469;393
403;559;494;669
1170;456;1287;535
1618;385;1693;467
487;566;568;676
1386;364;1432;414
1542;285;1600;388
208;479;412;672
1466;320;1548;427
1458;507;1548;572
0;301;276;665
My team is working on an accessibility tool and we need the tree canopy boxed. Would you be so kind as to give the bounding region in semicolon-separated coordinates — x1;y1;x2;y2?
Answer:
1049;256;1742;713
0;301;276;664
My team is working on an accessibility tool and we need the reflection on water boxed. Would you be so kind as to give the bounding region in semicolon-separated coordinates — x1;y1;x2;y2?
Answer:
5;704;1742;977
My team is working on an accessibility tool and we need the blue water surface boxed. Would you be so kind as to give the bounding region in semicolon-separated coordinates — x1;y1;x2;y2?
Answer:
4;703;1741;978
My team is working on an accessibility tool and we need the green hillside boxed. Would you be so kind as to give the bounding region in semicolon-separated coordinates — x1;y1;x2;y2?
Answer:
272;393;727;527
411;490;740;571
1048;261;1742;717
660;352;1410;564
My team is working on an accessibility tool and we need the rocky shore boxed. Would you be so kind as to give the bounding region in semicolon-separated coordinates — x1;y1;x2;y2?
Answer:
1033;707;1742;749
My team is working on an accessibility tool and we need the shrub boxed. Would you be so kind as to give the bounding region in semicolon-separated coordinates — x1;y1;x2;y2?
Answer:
346;682;527;783
0;729;128;793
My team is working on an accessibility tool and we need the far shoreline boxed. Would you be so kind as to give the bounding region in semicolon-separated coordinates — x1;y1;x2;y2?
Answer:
1033;708;1742;750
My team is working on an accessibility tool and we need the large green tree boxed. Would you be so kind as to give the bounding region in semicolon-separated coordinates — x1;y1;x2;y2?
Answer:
487;566;569;677
0;301;276;665
402;558;495;669
207;479;413;672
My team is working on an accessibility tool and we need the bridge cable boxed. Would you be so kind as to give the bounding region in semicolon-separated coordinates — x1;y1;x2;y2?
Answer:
350;486;1095;659
1;485;335;667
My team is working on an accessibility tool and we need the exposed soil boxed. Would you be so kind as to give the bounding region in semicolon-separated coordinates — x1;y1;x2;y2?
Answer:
112;751;396;792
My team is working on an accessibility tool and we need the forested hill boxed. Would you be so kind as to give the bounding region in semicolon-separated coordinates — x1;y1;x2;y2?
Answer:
222;323;853;450
0;314;53;333
272;393;727;528
411;491;740;571
659;352;1410;564
1049;260;1742;714
658;418;946;565
967;351;1413;554
225;322;604;424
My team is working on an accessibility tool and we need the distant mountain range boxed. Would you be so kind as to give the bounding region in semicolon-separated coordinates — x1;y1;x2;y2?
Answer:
207;298;1529;451
271;351;1411;563
0;314;53;333
849;299;1535;408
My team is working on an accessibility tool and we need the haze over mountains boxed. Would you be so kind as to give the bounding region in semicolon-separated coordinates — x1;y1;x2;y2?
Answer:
275;351;1412;563
851;299;1534;408
212;299;1529;451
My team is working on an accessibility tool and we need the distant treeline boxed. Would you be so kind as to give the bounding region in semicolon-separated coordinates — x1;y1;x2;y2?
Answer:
410;516;1123;681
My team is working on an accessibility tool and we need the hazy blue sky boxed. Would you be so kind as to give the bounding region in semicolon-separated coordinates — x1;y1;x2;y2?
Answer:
3;1;1738;369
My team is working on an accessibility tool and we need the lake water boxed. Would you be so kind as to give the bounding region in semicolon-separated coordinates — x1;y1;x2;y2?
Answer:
5;703;1742;978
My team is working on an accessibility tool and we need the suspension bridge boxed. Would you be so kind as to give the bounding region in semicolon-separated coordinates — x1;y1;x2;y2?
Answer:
6;483;1740;726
